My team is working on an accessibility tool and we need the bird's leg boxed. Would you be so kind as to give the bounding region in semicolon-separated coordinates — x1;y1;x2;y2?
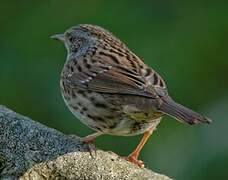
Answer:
81;132;103;158
126;127;154;167
81;132;103;143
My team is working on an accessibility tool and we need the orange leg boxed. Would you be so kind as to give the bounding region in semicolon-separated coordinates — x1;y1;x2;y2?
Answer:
126;127;154;167
81;132;103;143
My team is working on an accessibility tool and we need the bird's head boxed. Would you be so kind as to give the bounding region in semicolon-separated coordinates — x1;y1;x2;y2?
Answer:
51;24;103;58
52;24;122;55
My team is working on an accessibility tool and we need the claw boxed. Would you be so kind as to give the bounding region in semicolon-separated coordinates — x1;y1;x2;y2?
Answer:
124;155;145;168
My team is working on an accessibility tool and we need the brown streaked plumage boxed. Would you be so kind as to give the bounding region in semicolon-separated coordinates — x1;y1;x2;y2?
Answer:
51;24;211;167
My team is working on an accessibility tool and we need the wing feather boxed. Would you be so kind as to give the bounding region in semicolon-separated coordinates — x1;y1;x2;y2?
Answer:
64;54;167;99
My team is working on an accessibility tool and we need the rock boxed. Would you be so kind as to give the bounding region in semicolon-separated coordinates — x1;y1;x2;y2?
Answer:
0;105;171;180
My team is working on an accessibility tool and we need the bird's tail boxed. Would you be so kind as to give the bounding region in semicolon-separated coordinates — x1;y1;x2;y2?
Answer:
159;97;211;125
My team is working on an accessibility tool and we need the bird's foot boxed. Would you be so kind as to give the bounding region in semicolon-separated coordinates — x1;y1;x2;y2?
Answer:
124;154;145;168
81;139;97;158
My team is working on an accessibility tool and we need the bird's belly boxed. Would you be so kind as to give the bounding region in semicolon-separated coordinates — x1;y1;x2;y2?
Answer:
68;103;161;136
60;82;162;135
107;117;161;136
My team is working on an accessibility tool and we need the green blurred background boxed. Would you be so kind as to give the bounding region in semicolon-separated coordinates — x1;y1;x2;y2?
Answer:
0;0;227;179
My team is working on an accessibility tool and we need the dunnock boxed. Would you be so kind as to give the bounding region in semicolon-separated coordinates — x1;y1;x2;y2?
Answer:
51;24;210;167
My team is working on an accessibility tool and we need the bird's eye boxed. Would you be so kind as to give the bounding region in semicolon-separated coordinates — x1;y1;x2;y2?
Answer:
70;38;85;52
66;33;74;42
69;36;74;42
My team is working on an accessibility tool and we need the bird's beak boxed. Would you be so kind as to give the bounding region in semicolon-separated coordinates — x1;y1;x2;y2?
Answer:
50;34;65;42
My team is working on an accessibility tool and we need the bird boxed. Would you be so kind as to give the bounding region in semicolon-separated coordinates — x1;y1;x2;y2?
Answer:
51;24;211;167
